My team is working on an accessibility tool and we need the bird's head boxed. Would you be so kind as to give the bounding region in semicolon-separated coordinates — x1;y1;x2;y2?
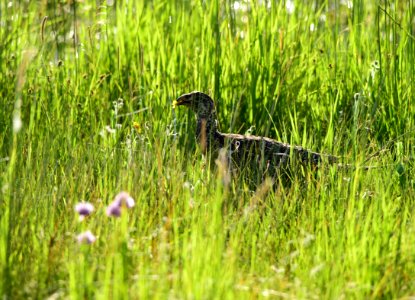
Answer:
173;91;216;118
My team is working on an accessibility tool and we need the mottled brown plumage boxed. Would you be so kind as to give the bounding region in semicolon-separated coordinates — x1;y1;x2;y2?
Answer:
174;91;337;178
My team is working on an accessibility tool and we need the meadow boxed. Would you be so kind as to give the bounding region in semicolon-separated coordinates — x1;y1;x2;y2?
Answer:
1;0;415;298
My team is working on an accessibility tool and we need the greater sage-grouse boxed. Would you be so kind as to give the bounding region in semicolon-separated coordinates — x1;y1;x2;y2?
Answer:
174;91;337;179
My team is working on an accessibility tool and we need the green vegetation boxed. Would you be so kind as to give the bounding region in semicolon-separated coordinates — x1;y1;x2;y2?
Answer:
1;0;414;298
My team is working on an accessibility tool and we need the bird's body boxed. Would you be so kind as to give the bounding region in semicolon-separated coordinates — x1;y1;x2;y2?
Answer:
174;91;337;180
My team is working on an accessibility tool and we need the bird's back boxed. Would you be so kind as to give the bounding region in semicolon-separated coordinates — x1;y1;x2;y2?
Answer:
218;132;337;173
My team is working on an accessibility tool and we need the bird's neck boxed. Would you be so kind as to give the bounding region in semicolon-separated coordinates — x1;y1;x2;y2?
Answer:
196;112;220;151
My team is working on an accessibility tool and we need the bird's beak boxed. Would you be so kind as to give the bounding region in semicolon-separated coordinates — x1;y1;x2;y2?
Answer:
173;96;191;108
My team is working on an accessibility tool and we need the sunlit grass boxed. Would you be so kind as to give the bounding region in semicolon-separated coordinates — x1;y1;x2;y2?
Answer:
1;0;415;298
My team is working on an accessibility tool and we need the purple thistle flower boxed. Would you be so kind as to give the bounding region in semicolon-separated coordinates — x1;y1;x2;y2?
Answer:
76;230;96;244
113;191;135;208
75;202;94;216
75;202;94;221
106;191;135;217
106;202;122;217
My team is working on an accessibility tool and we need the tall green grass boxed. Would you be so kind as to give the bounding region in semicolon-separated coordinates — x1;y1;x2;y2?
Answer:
1;0;415;298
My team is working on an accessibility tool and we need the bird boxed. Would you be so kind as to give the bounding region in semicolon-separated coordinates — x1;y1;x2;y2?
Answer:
174;91;338;181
